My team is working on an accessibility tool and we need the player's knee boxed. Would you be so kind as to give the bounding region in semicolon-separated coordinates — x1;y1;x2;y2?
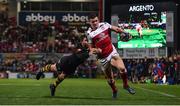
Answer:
116;65;126;73
119;68;127;73
107;79;115;84
116;65;126;72
51;64;57;71
58;73;65;80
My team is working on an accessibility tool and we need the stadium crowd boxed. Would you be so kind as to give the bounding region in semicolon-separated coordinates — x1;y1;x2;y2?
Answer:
0;52;179;84
0;11;180;85
0;12;84;53
123;55;180;85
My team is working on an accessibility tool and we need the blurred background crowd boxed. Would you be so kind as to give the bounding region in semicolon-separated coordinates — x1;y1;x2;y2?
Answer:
0;13;84;53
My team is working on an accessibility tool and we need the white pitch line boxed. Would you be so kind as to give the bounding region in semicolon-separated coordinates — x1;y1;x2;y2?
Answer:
0;83;41;86
135;86;180;99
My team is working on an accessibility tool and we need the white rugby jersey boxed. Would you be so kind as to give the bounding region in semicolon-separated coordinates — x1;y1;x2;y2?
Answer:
86;22;114;58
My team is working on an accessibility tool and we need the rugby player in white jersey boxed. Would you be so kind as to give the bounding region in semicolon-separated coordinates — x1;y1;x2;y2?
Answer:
135;23;143;38
86;13;135;98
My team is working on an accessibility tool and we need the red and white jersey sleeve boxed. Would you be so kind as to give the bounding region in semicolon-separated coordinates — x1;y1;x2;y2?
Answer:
86;22;114;58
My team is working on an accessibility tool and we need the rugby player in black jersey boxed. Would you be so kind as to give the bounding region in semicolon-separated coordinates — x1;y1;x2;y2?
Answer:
36;36;101;96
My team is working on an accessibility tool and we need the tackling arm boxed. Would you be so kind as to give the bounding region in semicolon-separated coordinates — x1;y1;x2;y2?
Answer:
87;43;102;55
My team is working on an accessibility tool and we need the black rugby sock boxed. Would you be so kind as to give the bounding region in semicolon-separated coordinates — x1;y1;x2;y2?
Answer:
53;78;64;88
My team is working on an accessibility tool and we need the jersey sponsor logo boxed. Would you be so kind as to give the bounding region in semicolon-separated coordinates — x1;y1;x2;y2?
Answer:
89;24;109;38
93;32;109;45
100;26;105;30
99;33;105;38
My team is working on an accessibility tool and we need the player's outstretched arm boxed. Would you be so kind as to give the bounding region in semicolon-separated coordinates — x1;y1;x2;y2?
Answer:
111;25;132;42
111;25;125;33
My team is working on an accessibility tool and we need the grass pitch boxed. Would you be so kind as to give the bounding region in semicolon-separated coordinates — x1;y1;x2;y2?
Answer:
0;78;179;105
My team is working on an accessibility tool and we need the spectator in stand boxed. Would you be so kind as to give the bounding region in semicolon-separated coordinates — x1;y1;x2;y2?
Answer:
47;26;56;52
89;60;98;78
177;53;180;84
131;59;138;83
125;59;132;79
166;56;176;84
172;55;178;84
152;63;164;84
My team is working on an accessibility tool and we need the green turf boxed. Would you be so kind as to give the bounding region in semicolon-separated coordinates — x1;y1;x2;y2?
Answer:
118;28;166;48
0;78;179;105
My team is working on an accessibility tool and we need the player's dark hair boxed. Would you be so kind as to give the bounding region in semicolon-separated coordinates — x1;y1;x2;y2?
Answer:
80;35;87;41
89;13;98;19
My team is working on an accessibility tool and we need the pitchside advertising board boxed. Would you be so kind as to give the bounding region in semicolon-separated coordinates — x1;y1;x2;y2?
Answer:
0;53;63;79
18;12;93;29
111;2;176;58
118;48;167;59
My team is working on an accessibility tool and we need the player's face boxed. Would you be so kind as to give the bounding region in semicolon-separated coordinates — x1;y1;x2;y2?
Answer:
81;37;88;47
89;17;99;30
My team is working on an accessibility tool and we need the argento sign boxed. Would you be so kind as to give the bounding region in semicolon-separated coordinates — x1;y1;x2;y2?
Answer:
129;5;154;12
112;2;176;14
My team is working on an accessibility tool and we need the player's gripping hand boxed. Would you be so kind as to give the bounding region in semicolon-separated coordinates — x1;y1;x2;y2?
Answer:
89;48;102;55
120;32;132;42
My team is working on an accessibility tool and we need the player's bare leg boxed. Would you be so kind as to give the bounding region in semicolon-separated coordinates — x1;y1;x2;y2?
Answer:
111;56;135;94
139;31;142;38
103;62;118;98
